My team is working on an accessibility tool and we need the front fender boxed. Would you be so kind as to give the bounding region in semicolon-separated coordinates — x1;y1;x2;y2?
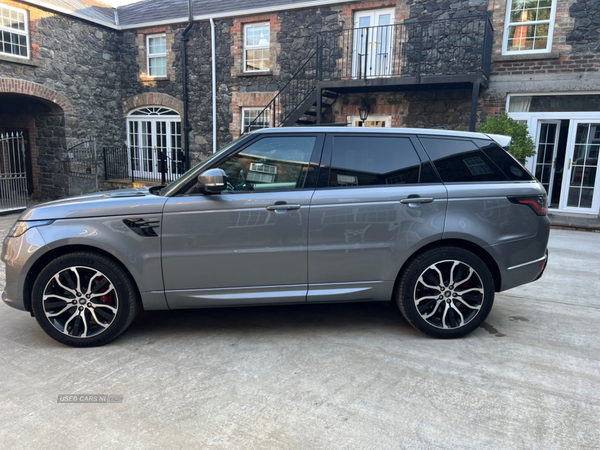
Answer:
36;215;167;308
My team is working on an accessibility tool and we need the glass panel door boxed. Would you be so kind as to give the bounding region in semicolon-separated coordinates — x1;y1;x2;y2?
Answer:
372;13;392;77
170;121;183;179
561;122;600;211
141;121;153;175
534;120;560;207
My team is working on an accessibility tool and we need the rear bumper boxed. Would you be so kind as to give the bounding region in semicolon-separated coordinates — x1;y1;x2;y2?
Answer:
500;250;548;291
533;249;549;281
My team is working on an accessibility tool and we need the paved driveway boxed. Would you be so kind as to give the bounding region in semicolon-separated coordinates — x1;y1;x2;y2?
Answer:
0;211;598;449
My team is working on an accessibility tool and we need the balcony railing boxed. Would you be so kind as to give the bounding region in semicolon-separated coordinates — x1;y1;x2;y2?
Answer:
317;15;494;82
247;15;493;133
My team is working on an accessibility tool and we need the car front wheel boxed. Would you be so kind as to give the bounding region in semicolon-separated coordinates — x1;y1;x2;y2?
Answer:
31;252;139;347
396;247;495;339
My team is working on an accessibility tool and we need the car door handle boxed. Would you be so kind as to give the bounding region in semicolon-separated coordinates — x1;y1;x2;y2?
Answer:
400;197;434;204
266;203;301;211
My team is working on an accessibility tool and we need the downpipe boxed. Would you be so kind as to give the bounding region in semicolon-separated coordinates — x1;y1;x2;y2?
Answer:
210;18;217;153
181;0;194;170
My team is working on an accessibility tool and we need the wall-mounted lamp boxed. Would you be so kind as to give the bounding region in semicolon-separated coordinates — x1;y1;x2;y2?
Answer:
358;102;370;124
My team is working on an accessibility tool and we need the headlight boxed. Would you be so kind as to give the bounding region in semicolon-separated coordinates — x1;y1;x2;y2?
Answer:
7;220;55;238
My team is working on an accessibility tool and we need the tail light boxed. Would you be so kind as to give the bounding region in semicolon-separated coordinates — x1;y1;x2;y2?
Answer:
508;195;548;216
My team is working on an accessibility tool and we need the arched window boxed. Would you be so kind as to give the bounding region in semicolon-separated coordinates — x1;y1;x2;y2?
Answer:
126;107;183;181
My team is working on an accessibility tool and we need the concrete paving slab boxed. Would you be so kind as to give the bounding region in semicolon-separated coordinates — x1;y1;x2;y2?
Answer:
0;212;598;449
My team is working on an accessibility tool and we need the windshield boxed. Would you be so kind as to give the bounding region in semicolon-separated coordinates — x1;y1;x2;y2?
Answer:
159;134;253;196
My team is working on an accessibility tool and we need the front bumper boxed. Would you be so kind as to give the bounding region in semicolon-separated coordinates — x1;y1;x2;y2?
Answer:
1;227;48;311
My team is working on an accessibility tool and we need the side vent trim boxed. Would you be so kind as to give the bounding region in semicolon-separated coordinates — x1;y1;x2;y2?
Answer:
123;219;160;237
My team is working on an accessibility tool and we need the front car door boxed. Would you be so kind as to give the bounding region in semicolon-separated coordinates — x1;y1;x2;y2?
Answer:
161;133;323;308
307;133;448;303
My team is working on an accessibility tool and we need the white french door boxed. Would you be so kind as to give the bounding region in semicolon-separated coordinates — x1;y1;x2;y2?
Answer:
559;121;600;212
127;107;182;182
352;9;394;78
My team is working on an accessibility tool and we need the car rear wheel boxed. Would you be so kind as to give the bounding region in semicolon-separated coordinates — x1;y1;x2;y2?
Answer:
31;252;139;347
396;246;495;339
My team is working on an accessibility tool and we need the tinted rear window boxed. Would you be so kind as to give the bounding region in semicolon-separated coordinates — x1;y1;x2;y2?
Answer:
329;136;421;187
473;139;534;181
420;137;507;182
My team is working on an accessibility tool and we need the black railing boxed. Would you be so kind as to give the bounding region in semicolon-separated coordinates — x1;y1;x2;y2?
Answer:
246;51;318;132
103;146;184;185
246;15;493;131
317;15;494;82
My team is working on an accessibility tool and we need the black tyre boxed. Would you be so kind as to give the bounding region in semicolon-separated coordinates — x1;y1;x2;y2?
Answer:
396;246;495;339
31;252;139;347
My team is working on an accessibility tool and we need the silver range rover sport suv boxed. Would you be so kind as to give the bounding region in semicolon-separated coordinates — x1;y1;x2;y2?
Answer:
2;128;550;346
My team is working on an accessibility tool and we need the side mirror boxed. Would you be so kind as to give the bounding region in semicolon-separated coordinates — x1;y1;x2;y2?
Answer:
197;168;227;194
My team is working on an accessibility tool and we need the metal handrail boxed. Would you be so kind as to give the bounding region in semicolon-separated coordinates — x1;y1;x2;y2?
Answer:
245;51;318;133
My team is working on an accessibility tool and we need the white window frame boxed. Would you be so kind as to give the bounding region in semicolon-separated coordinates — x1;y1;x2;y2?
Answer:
0;4;29;59
242;107;271;133
243;22;270;73
146;34;167;78
502;0;557;55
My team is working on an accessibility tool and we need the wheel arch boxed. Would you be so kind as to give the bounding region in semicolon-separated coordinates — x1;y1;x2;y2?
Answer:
23;245;142;313
394;239;502;296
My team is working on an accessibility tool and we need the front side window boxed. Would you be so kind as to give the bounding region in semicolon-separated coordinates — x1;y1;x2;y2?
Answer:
328;136;421;187
218;136;316;191
504;0;555;54
244;23;270;72
0;5;28;58
242;108;271;134
147;34;167;77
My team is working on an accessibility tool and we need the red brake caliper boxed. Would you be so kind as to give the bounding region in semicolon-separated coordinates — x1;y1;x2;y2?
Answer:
94;278;114;304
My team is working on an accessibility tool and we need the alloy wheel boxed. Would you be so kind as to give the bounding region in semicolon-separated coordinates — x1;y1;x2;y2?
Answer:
42;266;119;338
413;260;484;330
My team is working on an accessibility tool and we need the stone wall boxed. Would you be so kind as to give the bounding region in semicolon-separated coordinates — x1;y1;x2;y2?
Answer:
0;1;124;198
406;0;490;20
334;90;473;131
566;0;600;53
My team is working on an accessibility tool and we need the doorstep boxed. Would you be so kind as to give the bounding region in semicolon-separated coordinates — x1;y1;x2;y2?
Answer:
548;212;600;231
103;179;163;188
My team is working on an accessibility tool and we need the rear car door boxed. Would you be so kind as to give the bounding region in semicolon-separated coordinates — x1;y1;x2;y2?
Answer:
162;133;323;308
307;133;448;303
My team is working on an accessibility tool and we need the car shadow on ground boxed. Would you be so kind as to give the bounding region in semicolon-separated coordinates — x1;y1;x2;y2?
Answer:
121;301;420;343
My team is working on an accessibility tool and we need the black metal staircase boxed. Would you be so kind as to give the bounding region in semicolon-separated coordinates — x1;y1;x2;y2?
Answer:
245;15;494;133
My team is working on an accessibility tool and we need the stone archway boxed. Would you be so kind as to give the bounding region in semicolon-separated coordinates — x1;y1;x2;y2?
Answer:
123;93;183;116
0;78;73;199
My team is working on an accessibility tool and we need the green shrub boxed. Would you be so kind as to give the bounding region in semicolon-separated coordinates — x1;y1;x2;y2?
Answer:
478;113;535;164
